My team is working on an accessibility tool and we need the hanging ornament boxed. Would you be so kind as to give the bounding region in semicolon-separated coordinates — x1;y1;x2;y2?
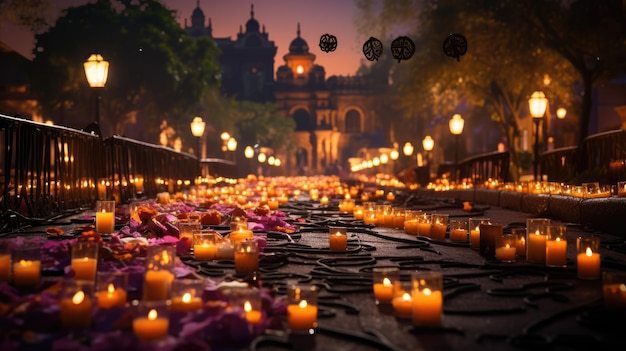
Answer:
319;33;338;53
362;37;383;62
442;33;468;61
390;36;415;62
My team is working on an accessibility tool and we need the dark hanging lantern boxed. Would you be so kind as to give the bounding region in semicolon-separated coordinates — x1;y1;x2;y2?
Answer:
390;36;415;62
442;33;468;61
362;37;383;62
319;33;338;53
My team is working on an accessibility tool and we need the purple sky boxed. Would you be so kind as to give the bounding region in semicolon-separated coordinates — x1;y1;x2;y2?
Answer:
0;0;365;77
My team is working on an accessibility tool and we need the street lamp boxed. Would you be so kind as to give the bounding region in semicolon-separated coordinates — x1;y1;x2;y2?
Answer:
402;142;414;156
190;116;206;159
422;135;434;165
528;91;548;181
449;114;464;182
244;146;254;159
83;53;109;125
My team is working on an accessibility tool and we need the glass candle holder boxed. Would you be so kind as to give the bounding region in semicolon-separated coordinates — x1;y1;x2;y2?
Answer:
430;214;449;240
96;271;128;309
12;246;41;289
618;181;626;197
391;280;413;318
512;228;526;257
577;237;601;280
132;300;170;342
495;233;516;262
372;267;399;304
193;230;218;260
60;279;94;330
545;225;567;267
375;205;392;227
416;213;432;238
391;207;406;229
228;287;263;325
216;237;235;260
411;272;443;326
328;227;348;251
234;240;259;274
403;210;421;236
170;279;204;313
363;208;378;225
143;246;176;301
287;284;318;333
95;200;115;234
230;216;248;231
602;272;626;308
97;178;108;200
582;182;600;198
71;241;99;281
526;218;550;264
178;222;201;242
353;205;364;220
469;218;490;250
449;219;468;242
0;239;11;283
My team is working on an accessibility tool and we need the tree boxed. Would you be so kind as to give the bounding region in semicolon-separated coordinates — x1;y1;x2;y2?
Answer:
30;0;221;141
0;0;50;30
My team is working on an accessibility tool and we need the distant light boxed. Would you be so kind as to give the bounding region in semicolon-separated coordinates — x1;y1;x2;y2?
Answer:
556;107;567;119
449;114;464;135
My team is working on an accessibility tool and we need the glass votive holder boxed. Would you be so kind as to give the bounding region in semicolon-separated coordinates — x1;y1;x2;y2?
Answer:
328;227;348;251
375;205;392;227
228;287;263;325
602;272;626;308
512;228;526;257
449;219;468;242
143;246;176;301
495;233;516;262
577;236;601;280
545;225;567;267
230;216;248;231
372;267;399;305
95;200;115;234
216;237;235;260
193;230;218;260
234;240;259;274
60;279;94;330
617;181;626;197
229;225;254;244
170;279;204;313
411;272;443;327
582;182;600;198
178;222;201;242
353;205;364;220
132;300;170;342
71;241;99;281
96;271;128;309
12;246;41;289
363;208;378;225
392;208;406;229
469;218;490;250
403;210;421;236
526;218;550;264
416;213;432;238
287;284;318;334
0;239;12;283
430;214;449;240
391;280;413;318
479;223;503;257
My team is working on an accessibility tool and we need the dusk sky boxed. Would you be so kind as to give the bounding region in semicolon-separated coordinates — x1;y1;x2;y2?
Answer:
0;0;367;77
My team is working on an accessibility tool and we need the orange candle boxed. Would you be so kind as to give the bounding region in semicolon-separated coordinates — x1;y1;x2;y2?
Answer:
244;300;262;325
495;244;516;262
392;292;413;318
373;278;394;303
0;254;10;282
577;247;600;279
12;259;41;288
60;290;93;329
430;222;447;240
229;229;254;243
449;229;468;242
133;309;169;341
404;219;418;235
287;300;318;331
353;207;364;220
72;257;98;281
527;230;547;264
143;270;174;300
416;222;431;237
470;227;481;249
97;283;127;309
516;235;526;257
95;211;115;234
412;288;443;326
171;292;203;312
329;232;347;251
234;241;259;274
194;243;216;260
546;237;567;267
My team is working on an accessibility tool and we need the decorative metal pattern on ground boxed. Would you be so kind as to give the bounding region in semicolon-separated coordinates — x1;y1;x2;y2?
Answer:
443;33;468;61
363;37;383;61
390;36;415;62
319;33;338;53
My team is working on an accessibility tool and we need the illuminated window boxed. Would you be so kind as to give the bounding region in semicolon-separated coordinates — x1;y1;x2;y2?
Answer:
296;65;304;75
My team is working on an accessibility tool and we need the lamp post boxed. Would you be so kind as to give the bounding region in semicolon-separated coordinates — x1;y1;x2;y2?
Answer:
83;53;109;125
422;135;434;165
556;107;567;148
449;114;464;183
528;91;548;181
190;116;206;159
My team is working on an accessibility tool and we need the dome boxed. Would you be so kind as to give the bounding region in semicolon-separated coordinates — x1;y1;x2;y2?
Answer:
245;4;260;33
289;23;309;54
191;7;205;28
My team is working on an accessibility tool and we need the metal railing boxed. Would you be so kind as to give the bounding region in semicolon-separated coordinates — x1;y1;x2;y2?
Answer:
458;151;510;183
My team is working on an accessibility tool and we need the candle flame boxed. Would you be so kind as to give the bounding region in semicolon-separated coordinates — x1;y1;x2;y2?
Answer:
82;257;89;262
72;290;85;304
107;283;115;294
505;244;511;249
382;278;392;287
585;247;593;257
148;309;158;320
244;300;252;312
101;209;106;213
402;292;411;301
556;237;561;242
619;284;626;292
161;251;170;264
535;230;540;235
298;300;308;308
182;292;192;303
335;232;343;236
422;288;432;296
521;237;525;244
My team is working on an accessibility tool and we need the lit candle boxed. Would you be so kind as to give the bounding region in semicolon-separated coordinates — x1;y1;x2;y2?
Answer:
194;242;217;260
603;283;626;308
229;229;254;243
495;243;516;262
363;210;377;225
267;198;279;210
516;235;526;257
60;290;93;330
287;300;318;331
449;228;468;242
329;232;348;251
72;257;98;281
430;221;447;240
97;179;107;200
97;283;127;309
546;237;567;267
95;210;115;234
416;222;431;237
143;270;174;300
320;195;329;206
392;292;413;318
0;254;10;282
12;259;41;288
171;292;203;312
404;219;418;235
392;211;406;229
353;206;364;220
577;247;600;280
133;308;169;342
373;277;394;303
244;300;262;325
527;230;547;264
470;226;481;249
412;288;443;326
234;241;259;274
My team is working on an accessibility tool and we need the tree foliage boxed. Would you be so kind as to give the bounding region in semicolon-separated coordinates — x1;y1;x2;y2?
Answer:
30;0;221;142
0;0;50;30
